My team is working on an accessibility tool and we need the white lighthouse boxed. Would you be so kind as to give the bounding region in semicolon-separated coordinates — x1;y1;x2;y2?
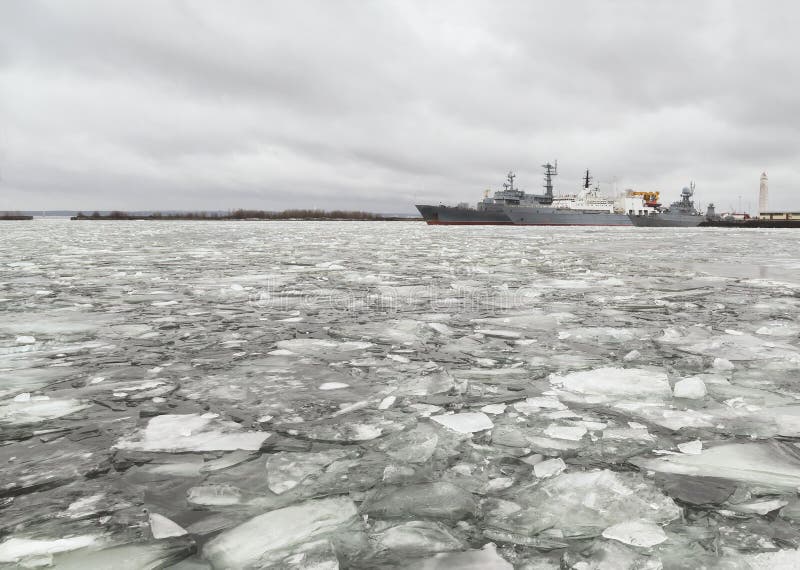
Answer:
759;172;768;215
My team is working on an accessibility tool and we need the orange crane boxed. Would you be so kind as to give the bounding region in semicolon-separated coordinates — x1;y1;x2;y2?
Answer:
629;191;661;207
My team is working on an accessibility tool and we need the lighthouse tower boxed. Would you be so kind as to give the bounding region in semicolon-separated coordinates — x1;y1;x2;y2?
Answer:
759;172;769;215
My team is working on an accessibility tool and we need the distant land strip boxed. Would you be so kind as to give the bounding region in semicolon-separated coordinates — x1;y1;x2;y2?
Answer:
70;209;422;221
0;212;33;220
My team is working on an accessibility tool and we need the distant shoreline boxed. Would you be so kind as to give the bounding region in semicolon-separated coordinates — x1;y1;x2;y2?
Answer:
0;214;33;220
69;209;423;222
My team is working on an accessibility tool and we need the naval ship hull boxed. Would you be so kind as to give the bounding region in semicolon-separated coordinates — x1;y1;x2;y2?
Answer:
416;204;632;226
628;214;704;227
415;204;513;225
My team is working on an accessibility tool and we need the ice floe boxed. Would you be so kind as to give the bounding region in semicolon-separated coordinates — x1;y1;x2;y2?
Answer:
148;512;188;539
549;367;672;401
673;376;707;399
0;535;100;565
633;441;800;489
203;497;357;568
0;395;90;425
266;449;348;494
430;412;494;434
114;413;270;452
601;519;668;548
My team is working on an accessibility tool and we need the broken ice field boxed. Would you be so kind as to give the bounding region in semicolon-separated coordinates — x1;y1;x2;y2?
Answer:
3;221;800;568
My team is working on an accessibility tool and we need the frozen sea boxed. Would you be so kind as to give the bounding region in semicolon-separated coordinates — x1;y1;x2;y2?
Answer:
3;220;800;568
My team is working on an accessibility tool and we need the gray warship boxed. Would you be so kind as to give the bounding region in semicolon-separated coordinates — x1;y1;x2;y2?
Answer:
416;164;633;226
628;182;713;227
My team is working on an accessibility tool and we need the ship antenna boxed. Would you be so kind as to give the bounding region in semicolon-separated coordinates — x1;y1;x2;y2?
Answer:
583;169;591;189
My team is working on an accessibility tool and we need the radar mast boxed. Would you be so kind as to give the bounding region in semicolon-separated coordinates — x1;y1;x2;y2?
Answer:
542;161;558;202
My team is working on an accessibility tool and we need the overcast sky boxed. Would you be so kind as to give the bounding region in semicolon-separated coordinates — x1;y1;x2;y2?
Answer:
1;1;798;213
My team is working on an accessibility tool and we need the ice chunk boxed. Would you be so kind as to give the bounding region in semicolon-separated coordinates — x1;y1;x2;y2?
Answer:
410;542;512;569
633;441;800;489
543;424;586;441
149;512;188;539
372;521;465;556
623;349;641;362
481;403;507;415
534;457;566;478
318;382;349;390
49;537;195;569
428;322;453;336
773;407;800;437
203;497;357;568
485;470;680;539
475;329;522;339
728;498;788;515
485;478;514;492
276;339;372;356
713;358;735;371
63;494;106;519
740;549;800;568
382;424;439;464
0;396;90;425
673;377;707;399
266;449;348;494
362;482;476;520
678;440;702;455
378;396;396;410
114;414;269;452
549;368;671;401
612;401;716;431
602;427;654;442
15;336;36;344
756;322;800;337
187;484;243;506
655;473;736;506
430;412;493;434
601;520;668;548
397;372;455;396
0;535;99;564
686;333;796;361
271;538;339;569
201;450;257;473
563;539;662;570
513;396;567;415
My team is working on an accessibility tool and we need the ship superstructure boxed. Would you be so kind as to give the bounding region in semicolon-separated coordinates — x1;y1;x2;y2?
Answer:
551;170;616;212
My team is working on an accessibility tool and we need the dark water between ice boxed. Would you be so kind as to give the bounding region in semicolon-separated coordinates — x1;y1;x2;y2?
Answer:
3;221;800;568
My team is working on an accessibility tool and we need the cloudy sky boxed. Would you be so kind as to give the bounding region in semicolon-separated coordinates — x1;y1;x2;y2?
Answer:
1;1;798;213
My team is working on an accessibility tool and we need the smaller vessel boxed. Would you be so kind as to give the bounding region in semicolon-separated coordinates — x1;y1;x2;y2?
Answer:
628;182;708;227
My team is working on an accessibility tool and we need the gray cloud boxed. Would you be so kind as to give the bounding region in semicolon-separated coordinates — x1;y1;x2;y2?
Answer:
1;0;799;213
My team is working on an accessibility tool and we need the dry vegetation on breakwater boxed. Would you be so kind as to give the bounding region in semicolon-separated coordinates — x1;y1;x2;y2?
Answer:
71;209;420;221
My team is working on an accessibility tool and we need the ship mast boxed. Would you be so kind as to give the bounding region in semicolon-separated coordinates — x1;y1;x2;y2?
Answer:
583;169;591;190
542;160;558;202
505;171;516;192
